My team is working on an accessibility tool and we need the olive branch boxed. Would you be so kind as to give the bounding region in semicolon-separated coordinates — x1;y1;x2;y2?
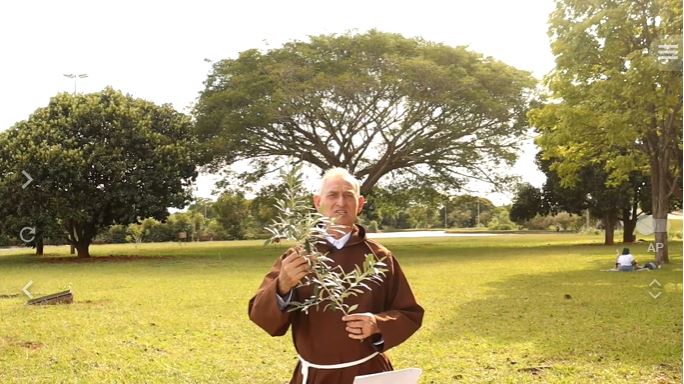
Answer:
264;162;387;315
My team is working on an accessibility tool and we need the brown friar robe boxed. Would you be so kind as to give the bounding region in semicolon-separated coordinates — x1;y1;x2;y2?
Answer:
248;224;424;384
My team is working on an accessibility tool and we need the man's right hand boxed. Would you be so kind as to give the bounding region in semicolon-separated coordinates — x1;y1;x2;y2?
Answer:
277;245;310;295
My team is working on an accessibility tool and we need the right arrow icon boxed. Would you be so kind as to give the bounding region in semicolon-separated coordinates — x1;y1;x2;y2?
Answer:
21;170;33;189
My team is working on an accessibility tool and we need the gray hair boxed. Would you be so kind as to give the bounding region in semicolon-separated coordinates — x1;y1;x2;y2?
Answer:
318;168;362;196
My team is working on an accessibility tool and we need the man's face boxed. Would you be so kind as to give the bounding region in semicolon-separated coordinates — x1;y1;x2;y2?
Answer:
313;176;365;228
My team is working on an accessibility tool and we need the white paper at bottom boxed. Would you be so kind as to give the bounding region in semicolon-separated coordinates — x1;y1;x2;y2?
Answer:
353;368;422;384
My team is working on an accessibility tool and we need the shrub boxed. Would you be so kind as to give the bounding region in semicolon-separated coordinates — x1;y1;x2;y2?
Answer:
367;220;379;233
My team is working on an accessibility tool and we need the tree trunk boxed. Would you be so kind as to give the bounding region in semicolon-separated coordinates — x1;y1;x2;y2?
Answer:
70;244;75;255
584;209;591;231
621;201;638;243
75;241;91;258
649;142;670;265
622;218;636;243
652;200;669;265
35;233;44;256
603;213;616;245
65;221;95;258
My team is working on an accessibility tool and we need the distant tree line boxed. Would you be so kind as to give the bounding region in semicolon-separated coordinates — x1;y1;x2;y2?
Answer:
0;183;554;247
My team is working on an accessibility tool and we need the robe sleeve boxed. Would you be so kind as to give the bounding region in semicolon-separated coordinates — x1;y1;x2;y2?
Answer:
247;249;294;336
373;253;424;351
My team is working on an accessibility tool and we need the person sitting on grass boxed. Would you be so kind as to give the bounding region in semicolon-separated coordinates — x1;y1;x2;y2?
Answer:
615;248;637;271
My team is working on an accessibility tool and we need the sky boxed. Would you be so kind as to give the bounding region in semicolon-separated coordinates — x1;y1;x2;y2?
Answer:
0;0;557;205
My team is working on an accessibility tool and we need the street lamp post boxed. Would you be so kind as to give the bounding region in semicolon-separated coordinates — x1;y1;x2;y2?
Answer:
63;73;88;94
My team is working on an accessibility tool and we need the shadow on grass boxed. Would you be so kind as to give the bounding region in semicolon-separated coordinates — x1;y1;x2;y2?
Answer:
432;262;682;377
0;238;678;270
391;240;683;271
0;243;291;268
35;255;175;263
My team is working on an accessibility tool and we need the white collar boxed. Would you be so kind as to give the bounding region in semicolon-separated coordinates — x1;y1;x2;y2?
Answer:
325;231;352;250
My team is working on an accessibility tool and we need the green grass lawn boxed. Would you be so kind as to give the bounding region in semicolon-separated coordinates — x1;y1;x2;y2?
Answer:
0;232;681;383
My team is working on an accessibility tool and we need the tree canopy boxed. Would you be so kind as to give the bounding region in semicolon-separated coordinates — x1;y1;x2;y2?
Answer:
194;30;536;195
0;88;199;257
509;183;544;224
529;0;682;263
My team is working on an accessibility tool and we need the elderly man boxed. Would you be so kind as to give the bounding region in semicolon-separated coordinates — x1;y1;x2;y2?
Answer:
248;168;424;384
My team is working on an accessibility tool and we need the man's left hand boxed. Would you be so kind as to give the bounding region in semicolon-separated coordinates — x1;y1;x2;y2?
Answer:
342;313;380;341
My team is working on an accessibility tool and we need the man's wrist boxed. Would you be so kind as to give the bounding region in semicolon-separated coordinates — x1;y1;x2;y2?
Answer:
275;288;293;311
276;279;290;295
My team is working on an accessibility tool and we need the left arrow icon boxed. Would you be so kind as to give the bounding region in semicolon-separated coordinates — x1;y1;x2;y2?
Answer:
22;281;33;299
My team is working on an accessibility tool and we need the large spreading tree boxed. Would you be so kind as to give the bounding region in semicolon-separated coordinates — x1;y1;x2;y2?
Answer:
0;88;199;257
194;30;536;195
529;0;682;263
